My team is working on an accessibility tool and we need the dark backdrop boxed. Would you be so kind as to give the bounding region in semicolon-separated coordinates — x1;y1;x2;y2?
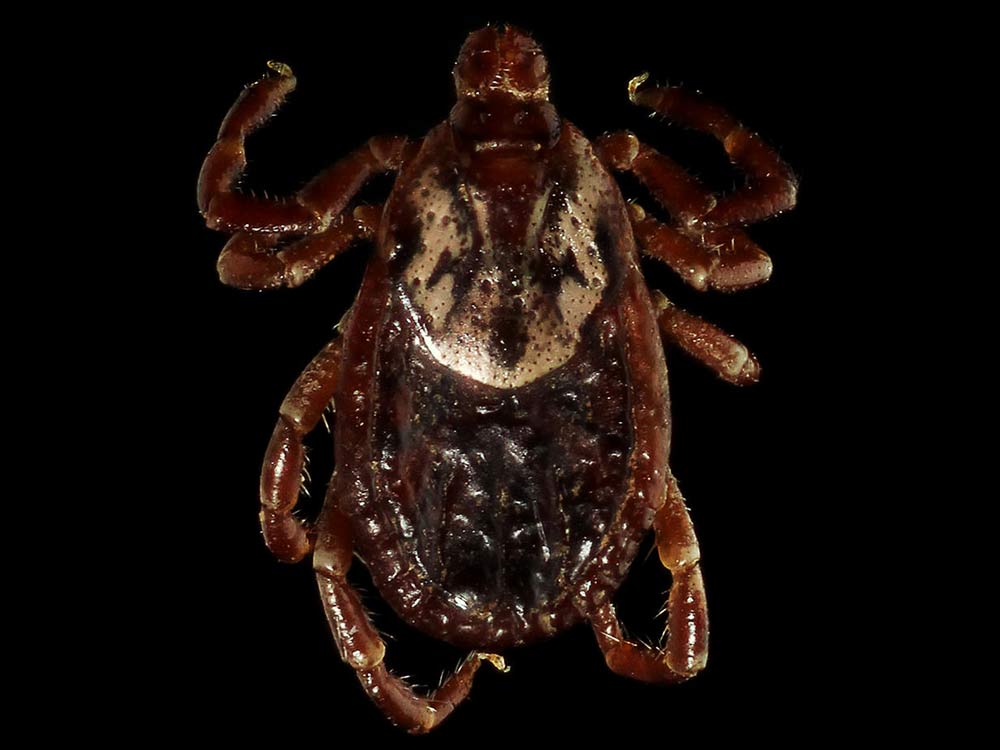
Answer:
130;7;886;743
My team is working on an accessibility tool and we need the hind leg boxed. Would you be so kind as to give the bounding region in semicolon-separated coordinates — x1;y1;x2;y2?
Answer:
591;472;708;682
312;503;506;733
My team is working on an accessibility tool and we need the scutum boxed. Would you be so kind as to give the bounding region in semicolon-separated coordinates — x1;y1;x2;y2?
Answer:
392;127;616;389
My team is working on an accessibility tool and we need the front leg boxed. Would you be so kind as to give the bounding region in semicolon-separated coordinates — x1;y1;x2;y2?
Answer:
597;78;795;291
198;61;408;236
606;74;797;228
216;204;382;290
591;472;708;682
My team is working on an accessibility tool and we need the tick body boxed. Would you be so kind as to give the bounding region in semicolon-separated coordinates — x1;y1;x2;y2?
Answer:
199;25;796;733
349;119;665;650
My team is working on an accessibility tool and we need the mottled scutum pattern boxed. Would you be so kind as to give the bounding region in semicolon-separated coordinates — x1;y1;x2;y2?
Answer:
371;301;632;644
387;125;620;389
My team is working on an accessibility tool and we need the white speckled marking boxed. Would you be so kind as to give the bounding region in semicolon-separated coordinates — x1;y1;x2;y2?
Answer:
400;137;611;389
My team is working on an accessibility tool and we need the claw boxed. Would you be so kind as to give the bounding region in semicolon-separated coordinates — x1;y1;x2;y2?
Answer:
628;72;650;104
473;652;510;673
267;60;294;78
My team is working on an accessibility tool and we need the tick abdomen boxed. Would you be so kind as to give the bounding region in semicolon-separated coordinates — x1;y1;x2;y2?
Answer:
370;303;633;647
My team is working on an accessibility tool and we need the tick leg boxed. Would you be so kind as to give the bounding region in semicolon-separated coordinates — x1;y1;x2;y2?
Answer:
198;62;408;234
652;290;760;385
313;506;506;733
591;472;708;682
596;132;775;290
260;337;345;563
599;75;797;228
217;205;381;290
627;203;772;291
631;76;797;226
596;130;714;223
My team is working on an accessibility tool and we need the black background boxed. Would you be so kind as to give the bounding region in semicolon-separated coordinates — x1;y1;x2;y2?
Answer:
126;6;891;743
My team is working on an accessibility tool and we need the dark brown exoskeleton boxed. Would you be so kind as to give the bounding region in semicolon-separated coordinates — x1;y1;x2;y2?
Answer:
198;26;796;733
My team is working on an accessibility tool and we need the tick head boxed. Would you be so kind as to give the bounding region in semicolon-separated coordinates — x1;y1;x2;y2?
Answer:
454;25;550;102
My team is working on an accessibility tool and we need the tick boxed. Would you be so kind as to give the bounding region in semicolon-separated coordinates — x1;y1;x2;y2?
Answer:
198;25;796;733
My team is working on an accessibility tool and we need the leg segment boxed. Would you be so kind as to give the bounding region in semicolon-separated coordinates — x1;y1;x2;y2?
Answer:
652;290;761;385
312;505;506;733
597;130;716;224
591;472;708;682
260;337;344;563
604;73;797;228
198;61;408;234
217;205;381;290
628;203;772;291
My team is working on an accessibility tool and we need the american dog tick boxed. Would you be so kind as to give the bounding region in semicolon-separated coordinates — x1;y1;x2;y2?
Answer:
198;25;796;733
